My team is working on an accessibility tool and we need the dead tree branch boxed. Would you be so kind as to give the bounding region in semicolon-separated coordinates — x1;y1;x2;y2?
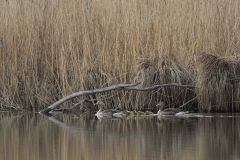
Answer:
39;83;195;114
123;83;195;91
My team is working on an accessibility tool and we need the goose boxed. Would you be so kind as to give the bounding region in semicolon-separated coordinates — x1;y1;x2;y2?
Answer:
125;110;133;116
132;110;138;116
138;111;146;115
94;101;124;118
145;111;153;115
156;102;188;116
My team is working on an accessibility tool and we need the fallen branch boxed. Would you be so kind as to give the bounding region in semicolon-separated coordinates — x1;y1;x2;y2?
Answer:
39;82;195;114
123;83;195;91
39;83;139;114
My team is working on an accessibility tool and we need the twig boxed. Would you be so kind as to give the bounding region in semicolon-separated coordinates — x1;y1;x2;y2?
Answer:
71;99;94;109
179;96;198;108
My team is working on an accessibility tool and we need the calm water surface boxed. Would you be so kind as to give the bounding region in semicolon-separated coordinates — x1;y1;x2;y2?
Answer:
0;112;240;160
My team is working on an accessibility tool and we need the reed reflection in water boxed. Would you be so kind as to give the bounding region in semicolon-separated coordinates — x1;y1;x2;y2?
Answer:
0;112;240;160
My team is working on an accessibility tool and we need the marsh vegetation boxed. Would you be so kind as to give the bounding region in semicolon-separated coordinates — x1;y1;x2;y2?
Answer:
0;0;240;112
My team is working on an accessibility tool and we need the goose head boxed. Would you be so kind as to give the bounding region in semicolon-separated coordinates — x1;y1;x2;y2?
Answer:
156;102;165;110
94;101;104;106
156;101;165;114
94;101;105;110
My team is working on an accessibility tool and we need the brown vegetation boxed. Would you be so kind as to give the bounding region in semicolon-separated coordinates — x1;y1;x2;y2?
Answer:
196;52;240;112
0;0;240;112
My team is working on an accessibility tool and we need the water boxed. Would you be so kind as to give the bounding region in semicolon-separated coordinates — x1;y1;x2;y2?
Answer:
0;112;240;160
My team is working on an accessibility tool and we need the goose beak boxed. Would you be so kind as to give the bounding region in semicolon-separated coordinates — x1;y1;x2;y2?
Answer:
94;103;98;110
94;101;99;106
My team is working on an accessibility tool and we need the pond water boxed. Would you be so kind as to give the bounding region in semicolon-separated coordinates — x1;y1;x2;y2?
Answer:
0;112;240;160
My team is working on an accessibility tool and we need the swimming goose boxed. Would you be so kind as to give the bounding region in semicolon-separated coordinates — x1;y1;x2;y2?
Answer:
132;110;138;116
125;110;133;116
156;102;188;116
145;111;153;115
94;101;124;118
138;111;146;115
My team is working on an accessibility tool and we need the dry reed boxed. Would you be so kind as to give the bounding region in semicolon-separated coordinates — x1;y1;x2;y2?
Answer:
0;0;240;111
196;52;240;112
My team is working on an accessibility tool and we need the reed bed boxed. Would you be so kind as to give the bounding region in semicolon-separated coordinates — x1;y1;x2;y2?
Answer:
0;0;240;111
196;52;240;112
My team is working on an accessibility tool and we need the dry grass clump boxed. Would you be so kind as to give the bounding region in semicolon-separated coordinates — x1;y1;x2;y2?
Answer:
196;52;240;112
131;53;195;110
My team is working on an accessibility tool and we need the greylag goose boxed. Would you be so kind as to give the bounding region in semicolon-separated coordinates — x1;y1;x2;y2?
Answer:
145;111;153;115
132;110;138;116
137;111;146;115
125;110;133;116
94;101;124;118
156;102;188;116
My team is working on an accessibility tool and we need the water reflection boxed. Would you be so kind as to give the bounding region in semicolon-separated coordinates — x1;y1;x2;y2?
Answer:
0;112;240;160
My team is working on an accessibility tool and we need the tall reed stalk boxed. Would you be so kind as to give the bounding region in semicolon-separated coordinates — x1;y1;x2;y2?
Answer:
0;0;240;111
